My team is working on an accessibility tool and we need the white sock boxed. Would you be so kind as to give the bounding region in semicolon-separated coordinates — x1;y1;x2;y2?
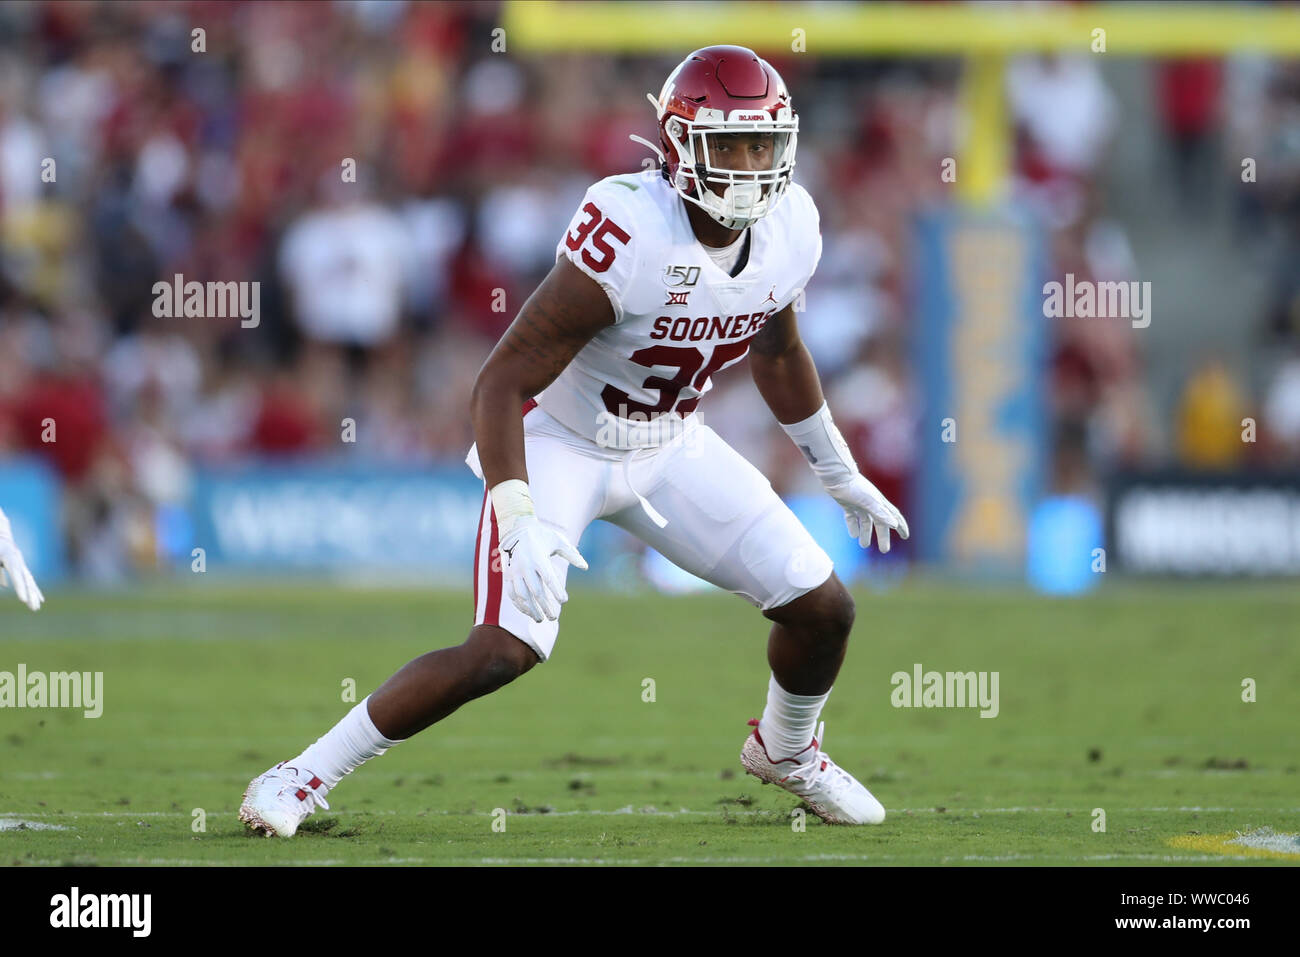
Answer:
757;674;830;761
293;696;404;790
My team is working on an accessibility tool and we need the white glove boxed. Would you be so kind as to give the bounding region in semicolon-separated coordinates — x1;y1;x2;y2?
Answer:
781;402;909;555
0;508;44;611
826;475;909;554
491;481;587;623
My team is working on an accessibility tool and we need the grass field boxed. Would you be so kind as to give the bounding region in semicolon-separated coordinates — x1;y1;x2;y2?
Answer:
1;580;1298;866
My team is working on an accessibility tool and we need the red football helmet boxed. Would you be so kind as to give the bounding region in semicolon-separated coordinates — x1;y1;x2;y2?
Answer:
637;45;798;229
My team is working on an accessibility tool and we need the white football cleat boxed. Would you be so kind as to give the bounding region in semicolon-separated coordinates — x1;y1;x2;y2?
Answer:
239;761;331;838
740;718;886;825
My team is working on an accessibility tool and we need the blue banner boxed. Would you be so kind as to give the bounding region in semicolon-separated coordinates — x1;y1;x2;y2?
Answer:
189;464;487;580
911;206;1048;574
0;457;65;583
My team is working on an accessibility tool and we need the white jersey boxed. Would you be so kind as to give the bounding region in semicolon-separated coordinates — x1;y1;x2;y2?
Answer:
536;168;823;449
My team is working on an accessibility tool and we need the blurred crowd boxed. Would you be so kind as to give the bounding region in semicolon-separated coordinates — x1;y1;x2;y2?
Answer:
1;1;1298;577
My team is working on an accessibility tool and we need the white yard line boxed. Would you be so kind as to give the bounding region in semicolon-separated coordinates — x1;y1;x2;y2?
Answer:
13;852;1271;866
3;806;1298;819
0;818;69;831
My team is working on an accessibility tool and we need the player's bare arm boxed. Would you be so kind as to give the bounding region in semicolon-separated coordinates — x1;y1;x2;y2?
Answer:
464;256;612;625
747;302;826;424
751;305;909;555
469;257;615;490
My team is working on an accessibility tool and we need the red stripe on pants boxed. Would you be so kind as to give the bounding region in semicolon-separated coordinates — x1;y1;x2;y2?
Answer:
485;499;502;626
476;397;535;625
472;488;489;614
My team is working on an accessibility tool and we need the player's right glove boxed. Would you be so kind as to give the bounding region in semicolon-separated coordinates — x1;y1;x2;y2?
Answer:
780;402;909;554
491;480;588;623
0;507;44;612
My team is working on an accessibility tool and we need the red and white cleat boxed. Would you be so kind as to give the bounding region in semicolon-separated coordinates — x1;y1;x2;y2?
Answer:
239;761;331;838
740;718;885;825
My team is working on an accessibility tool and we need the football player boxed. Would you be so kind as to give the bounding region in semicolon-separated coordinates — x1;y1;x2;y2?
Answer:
0;506;44;611
241;45;907;836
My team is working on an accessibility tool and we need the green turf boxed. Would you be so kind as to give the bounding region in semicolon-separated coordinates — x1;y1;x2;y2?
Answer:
1;580;1297;866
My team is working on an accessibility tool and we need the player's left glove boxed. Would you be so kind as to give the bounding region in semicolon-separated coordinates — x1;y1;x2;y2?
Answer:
781;402;909;554
825;474;909;554
0;507;44;611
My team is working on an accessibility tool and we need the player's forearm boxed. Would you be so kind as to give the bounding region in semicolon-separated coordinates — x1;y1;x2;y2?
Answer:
469;372;530;489
749;343;826;425
468;257;614;492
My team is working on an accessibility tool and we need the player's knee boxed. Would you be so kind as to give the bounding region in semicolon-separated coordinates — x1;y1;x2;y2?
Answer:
478;655;528;695
810;578;855;640
829;583;855;638
465;625;539;695
766;574;854;641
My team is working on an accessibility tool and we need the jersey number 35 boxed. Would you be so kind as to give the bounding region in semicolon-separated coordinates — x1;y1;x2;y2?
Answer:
565;202;630;274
